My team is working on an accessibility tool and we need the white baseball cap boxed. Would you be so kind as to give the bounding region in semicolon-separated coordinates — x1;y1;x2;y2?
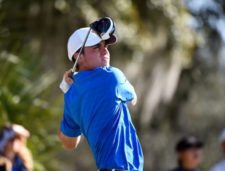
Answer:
67;27;102;61
219;128;225;144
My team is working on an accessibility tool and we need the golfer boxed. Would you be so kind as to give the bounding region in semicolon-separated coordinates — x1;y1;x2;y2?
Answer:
58;18;144;171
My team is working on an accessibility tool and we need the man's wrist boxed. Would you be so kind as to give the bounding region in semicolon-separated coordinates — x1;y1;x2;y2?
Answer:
59;79;71;93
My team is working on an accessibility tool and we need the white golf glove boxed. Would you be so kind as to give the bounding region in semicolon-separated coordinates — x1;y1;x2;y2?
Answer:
59;70;77;93
59;79;72;93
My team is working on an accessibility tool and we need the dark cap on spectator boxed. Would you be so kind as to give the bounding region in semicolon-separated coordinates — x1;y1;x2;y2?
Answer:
175;136;204;152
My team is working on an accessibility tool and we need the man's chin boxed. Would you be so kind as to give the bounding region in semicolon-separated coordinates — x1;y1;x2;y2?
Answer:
100;60;110;67
102;62;110;67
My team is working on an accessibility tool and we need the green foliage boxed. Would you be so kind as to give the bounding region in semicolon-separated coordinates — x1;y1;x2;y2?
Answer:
0;49;61;170
0;1;63;170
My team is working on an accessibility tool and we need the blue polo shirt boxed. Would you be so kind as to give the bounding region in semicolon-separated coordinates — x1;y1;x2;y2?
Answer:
60;66;144;171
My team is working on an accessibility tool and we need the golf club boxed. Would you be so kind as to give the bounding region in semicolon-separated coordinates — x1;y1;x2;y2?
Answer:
71;27;91;73
60;17;116;93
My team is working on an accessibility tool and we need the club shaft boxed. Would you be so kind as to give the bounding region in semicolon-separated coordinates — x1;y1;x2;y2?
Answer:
72;28;92;73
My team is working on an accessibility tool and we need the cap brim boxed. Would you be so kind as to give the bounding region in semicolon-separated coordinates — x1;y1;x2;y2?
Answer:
194;142;204;148
177;142;204;152
105;34;117;45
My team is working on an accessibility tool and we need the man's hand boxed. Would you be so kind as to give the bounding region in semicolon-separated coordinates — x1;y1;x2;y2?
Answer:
59;69;74;93
63;69;74;85
58;130;81;150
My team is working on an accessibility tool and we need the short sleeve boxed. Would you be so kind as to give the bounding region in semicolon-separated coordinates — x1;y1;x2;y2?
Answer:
116;78;137;102
60;94;82;137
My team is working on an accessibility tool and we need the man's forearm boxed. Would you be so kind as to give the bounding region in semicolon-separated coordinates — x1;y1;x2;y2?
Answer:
58;130;81;150
131;97;137;106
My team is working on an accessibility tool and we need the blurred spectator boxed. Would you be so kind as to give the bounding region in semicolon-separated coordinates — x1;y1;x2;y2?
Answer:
170;136;204;171
0;124;33;171
210;129;225;171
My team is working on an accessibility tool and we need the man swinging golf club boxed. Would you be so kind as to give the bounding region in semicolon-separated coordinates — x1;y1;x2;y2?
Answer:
58;17;144;171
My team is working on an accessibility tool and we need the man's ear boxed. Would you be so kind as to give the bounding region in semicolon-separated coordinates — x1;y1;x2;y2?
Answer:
73;52;84;61
73;52;83;71
72;53;77;62
72;53;79;63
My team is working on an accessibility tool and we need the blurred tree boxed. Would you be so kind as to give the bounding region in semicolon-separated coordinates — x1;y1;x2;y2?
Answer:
0;1;61;170
0;0;225;170
0;50;60;171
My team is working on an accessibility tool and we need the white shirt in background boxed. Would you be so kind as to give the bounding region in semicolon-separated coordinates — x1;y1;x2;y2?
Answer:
210;160;225;171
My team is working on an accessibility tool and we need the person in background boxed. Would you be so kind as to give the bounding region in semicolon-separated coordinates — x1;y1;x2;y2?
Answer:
0;124;33;171
170;136;204;171
210;128;225;171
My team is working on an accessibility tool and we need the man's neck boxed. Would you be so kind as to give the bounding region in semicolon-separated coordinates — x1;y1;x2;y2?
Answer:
78;66;103;72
